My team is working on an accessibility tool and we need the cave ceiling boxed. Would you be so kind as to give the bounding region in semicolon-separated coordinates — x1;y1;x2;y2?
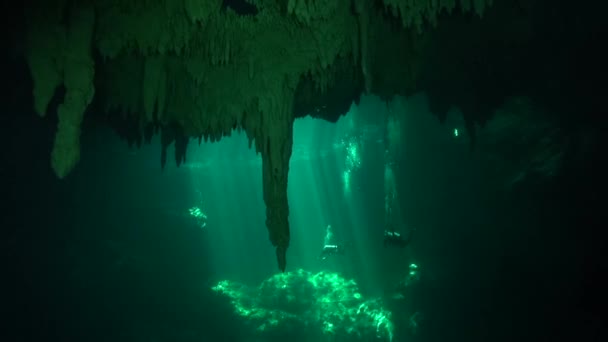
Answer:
13;0;604;270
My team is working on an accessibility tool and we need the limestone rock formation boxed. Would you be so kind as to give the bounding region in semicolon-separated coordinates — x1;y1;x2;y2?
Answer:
26;0;569;271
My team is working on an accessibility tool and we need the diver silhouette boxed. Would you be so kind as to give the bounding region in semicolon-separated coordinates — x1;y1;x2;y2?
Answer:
383;227;414;248
319;224;348;260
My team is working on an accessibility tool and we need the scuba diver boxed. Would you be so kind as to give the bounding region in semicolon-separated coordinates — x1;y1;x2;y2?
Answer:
320;244;346;260
319;224;347;260
382;157;415;249
382;149;415;249
384;226;415;248
384;262;425;335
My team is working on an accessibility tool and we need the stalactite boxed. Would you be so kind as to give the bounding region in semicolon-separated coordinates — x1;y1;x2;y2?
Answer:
50;4;96;179
354;0;372;93
175;131;189;167
24;0;66;117
381;0;493;30
254;83;296;271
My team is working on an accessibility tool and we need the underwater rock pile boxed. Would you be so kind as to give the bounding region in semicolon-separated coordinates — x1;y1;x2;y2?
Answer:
212;269;394;341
